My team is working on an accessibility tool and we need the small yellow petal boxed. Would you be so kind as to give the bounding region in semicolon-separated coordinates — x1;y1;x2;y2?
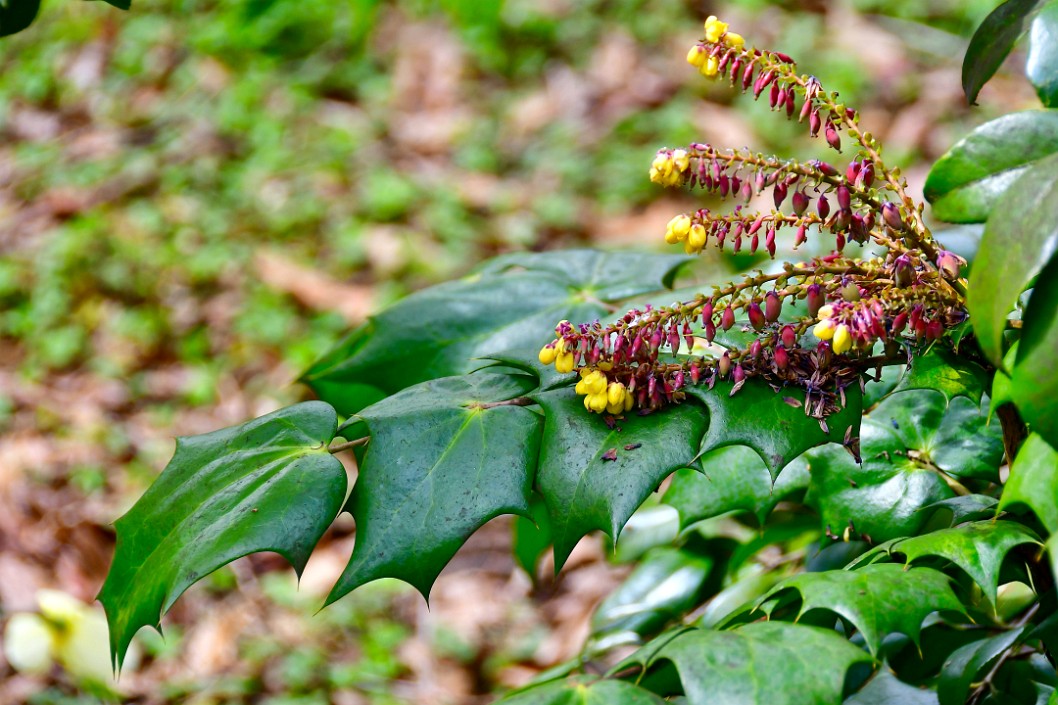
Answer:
538;345;557;365
700;56;719;77
555;352;575;374
724;32;744;48
813;319;835;341
624;393;635;412
575;379;589;395
607;382;626;407
687;223;707;251
704;16;729;43
833;324;852;354
606;401;624;415
687;45;707;68
672;149;690;172
589;392;608;413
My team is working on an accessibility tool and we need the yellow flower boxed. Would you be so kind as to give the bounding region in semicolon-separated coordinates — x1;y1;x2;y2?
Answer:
666;214;692;243
832;324;852;354
606;381;626;407
700;56;719;77
813;318;835;340
587;392;608;413
724;32;745;48
672;149;690;172
687;223;707;252
704;15;728;43
538;344;557;365
686;44;707;68
817;304;835;320
555;351;575;374
576;370;607;396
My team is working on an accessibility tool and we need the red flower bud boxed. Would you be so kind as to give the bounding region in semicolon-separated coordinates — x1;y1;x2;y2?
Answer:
825;121;841;151
750;234;759;253
773;181;788;208
806;284;824;316
859;161;875;188
845;161;860;183
742;62;756;91
794;223;807;247
882;202;903;231
891;311;908;335
781;325;797;348
765;291;782;322
809;109;822;136
748;302;766;330
766;228;776;257
733;363;746;383
741;179;753;203
832;208;852;232
649;328;663;354
769;82;781;109
792;190;809;216
689;363;700;385
721;306;735;330
774;345;789;370
684;322;694;350
701;302;714;327
894;254;914;288
936;250;964;280
749;339;762;358
718;352;732;377
785;90;796;117
926;318;943;340
836;185;851;211
817;194;831;219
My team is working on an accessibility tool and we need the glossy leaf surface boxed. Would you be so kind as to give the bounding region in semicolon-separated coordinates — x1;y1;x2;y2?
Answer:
999;433;1058;532
938;628;1028;705
328;373;541;602
844;670;939;705
1011;255;1058;447
925;110;1058;223
497;676;667;704
99;402;346;668
1028;2;1058;106
961;0;1045;105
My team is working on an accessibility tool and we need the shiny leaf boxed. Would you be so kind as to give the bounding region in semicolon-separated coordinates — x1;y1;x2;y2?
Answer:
99;402;346;669
925;495;1001;526
328;373;541;602
999;433;1058;532
1011;255;1058;447
925;110;1058;223
845;670;939;705
496;676;667;704
891;348;989;406
1028;2;1058;106
762;564;965;656
938;628;1029;705
969;151;1058;366
961;0;1045;106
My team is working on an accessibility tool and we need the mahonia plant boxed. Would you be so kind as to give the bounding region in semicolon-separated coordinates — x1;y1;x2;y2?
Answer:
539;14;968;430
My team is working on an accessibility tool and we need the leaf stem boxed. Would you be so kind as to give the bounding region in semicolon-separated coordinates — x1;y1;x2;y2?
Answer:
467;397;536;410
328;437;370;454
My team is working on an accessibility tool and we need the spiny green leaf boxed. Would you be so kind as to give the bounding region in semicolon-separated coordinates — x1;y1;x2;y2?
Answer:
327;373;541;602
761;564;965;656
891;348;990;406
683;379;862;479
1011;255;1058;447
869;390;1003;482
1028;2;1058;107
924;495;1001;526
0;0;40;37
624;622;873;705
302;250;689;415
533;389;707;570
938;627;1029;705
496;676;667;704
860;521;1042;607
98;402;346;669
664;446;809;528
969;151;1058;366
999;433;1058;532
962;1;1047;106
590;547;712;645
845;670;939;705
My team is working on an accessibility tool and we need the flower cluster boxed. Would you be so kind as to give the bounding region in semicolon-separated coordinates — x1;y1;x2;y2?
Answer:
537;17;968;420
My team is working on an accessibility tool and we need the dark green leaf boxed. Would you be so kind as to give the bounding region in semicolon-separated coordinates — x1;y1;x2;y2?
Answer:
999;433;1058;532
302;250;689;415
0;0;40;37
1028;2;1058;107
684;380;862;479
533;389;707;570
496;675;667;704
925;110;1058;222
513;493;553;581
327;373;541;602
91;0;131;10
924;495;1001;526
962;0;1045;105
1011;254;1058;447
863;521;1042;607
938;627;1029;705
762;564;965;656
98;402;346;669
591;547;712;644
626;622;873;705
664;446;809;528
844;669;939;705
969;151;1058;366
891;348;989;406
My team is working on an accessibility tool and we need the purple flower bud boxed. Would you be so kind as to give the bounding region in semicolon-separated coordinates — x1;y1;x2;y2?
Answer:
792;191;809;216
781;325;797;348
690;363;700;385
832;208;852;232
740;179;753;203
936;250;964;280
765;228;776;257
850;214;868;244
774;345;789;370
748;302;765;330
769;82;781;109
814;160;839;176
683;322;694;350
765;291;782;322
859;161;875;188
825;121;841;151
882;202;903;231
721;306;735;331
733;234;742;253
701;302;714;327
733;364;746;383
810;109;822;136
773;182;788;208
806;284;824;316
730;57;743;81
649;329;663;354
742;62;756;91
785;90;796;118
794;223;807;247
755;170;766;193
845;161;860;183
835;232;846;251
731;176;741;194
705;320;716;342
631;332;644;357
894;254;914;288
668;327;681;353
718;352;731;377
719;174;730;197
817;194;831;219
799;96;813;122
749;339;762;359
750;234;759;253
836;185;851;211
926;318;943;340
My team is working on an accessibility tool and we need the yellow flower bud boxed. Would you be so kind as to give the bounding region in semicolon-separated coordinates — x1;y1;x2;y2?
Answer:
606;381;626;407
700;56;720;77
555;352;575;374
832;324;852;354
624;392;634;412
813;319;835;341
666;214;692;242
587;371;608;395
704;16;728;43
687;223;707;251
597;361;613;371
538;344;557;365
651;153;672;175
575;378;589;395
583;394;593;411
588;392;608;413
687;45;707;68
724;32;744;48
817;305;835;320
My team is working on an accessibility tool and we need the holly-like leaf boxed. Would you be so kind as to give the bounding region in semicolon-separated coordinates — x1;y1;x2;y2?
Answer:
1028;2;1058;107
533;389;707;570
624;622;873;705
1011;255;1058;448
0;0;40;37
924;495;1001;526
761;564;965;656
804;414;956;542
327;373;541;602
961;0;1046;106
664;446;809;528
845;670;939;705
999;433;1058;532
861;521;1042;607
937;627;1029;705
496;676;667;704
869;391;1003;482
98;402;346;669
302;250;689;415
683;380;862;479
891;348;989;406
513;493;553;581
925;110;1058;223
590;547;713;644
969;151;1058;366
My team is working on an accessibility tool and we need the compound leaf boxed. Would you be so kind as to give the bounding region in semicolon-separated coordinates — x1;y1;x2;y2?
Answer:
999;433;1058;532
961;0;1046;106
969;151;1058;366
533;388;707;570
762;564;964;656
1011;254;1058;447
684;380;862;479
302;250;689;415
1028;2;1058;107
925;110;1058;223
328;373;541;602
98;402;346;669
497;676;667;704
625;621;873;705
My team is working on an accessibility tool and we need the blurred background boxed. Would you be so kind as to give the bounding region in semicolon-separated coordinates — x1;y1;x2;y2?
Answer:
0;0;1040;702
